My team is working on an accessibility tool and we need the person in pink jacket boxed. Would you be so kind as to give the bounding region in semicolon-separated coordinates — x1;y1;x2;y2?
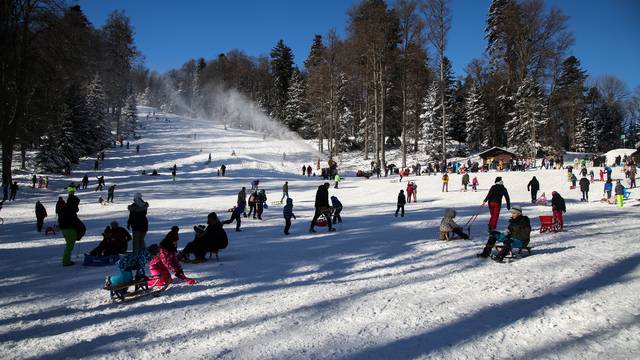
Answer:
148;226;196;287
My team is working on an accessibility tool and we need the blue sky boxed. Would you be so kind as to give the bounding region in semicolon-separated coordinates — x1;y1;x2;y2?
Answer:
77;0;640;90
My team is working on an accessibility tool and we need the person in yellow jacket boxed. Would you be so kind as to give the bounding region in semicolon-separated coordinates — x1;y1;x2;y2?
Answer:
442;173;449;192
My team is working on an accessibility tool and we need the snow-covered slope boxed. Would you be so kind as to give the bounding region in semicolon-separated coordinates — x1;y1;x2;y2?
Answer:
0;112;639;359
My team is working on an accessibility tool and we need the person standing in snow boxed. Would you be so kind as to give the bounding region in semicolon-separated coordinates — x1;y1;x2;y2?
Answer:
334;174;341;189
95;176;105;191
310;183;335;232
461;173;470;192
527;176;540;204
127;193;149;251
59;187;85;266
483;177;511;231
472;176;479;192
247;191;257;219
221;164;226;176
136;145;140;153
406;182;414;203
35;200;47;233
331;196;343;224
615;180;625;207
395;190;406;217
283;198;296;235
9;181;18;201
31;174;37;188
551;191;566;229
281;181;289;203
107;184;116;203
307;165;312;177
411;182;417;202
237;187;247;216
302;165;307;176
579;176;590;202
81;174;89;190
171;168;176;181
441;173;449;192
256;189;267;220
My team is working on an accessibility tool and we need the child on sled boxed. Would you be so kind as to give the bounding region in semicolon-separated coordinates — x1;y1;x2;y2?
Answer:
104;246;156;288
149;226;197;286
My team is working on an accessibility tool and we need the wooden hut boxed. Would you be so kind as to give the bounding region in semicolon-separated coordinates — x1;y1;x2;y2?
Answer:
630;148;640;164
477;147;518;168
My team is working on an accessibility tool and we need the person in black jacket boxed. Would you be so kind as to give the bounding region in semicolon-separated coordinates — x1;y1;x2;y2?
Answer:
180;212;229;262
35;201;47;232
527;176;540;204
477;206;531;261
551;191;566;229
59;188;85;266
127;193;149;251
310;183;335;232
483;177;511;230
579;176;590;202
395;190;406;217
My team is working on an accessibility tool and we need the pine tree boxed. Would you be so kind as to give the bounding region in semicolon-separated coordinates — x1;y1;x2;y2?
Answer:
337;105;354;152
574;107;595;153
505;76;548;158
283;70;308;132
465;83;488;152
85;74;111;149
137;86;151;106
122;94;137;137
270;39;294;121
551;56;588;150
420;82;444;159
448;80;467;143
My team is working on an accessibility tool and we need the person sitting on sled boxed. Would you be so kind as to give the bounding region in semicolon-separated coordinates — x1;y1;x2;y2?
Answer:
104;245;156;288
89;221;132;256
439;208;469;240
149;226;196;286
179;212;228;262
477;205;531;262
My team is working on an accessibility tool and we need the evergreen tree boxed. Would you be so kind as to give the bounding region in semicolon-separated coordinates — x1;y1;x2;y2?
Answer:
122;94;137;137
420;82;443;159
574;107;595;153
270;39;294;121
136;86;151;106
449;79;467;143
283;70;308;132
551;56;588;150
465;83;488;152
505;76;548;158
85;74;111;149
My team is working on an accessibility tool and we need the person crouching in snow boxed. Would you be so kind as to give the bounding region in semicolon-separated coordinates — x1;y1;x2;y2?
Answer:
331;196;343;224
148;226;196;286
477;206;531;262
283;198;296;235
439;208;469;240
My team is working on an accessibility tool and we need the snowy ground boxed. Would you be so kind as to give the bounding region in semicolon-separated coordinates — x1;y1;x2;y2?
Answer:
1;112;639;359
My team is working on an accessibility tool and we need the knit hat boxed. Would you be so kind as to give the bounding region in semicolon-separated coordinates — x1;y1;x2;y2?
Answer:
510;206;522;214
110;221;119;228
495;177;502;183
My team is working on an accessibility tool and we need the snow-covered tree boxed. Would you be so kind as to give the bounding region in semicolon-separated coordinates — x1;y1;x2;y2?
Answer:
505;76;548;158
283;70;308;132
465;83;488;152
420;82;445;159
136;86;151;106
337;105;354;151
122;94;137;137
85;74;111;148
574;108;595;152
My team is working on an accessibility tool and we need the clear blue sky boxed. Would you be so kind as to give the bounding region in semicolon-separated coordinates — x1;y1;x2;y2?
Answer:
77;0;640;90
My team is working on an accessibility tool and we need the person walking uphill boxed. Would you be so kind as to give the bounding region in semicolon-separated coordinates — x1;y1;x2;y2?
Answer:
527;176;540;204
483;177;511;230
395;190;406;217
58;188;86;266
127;193;149;251
551;191;566;229
281;181;289;203
310;183;335;233
35;200;47;233
579;176;590;202
283;198;297;235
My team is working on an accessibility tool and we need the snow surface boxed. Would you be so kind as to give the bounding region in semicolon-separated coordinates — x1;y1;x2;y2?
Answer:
1;112;639;359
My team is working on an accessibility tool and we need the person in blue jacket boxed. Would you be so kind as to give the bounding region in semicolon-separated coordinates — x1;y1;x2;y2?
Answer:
283;198;296;235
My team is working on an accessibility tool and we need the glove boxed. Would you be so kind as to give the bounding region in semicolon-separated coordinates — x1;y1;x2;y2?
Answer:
184;278;197;285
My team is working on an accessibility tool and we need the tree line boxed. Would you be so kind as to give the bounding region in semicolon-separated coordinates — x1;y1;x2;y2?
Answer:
139;0;639;168
1;1;138;183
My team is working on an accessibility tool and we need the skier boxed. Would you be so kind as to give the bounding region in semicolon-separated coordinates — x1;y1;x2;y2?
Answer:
331;196;343;224
59;188;86;266
395;190;406;217
281;181;289;203
31;174;37;188
149;226;196;286
127;193;149;251
283;198;296;235
461;173;470;192
477;206;531;262
551;191;566;229
406;182;414;203
81;174;89;190
310;183;335;232
35;200;47;233
439;208;469;240
483;177;511;231
527;176;540;204
579;176;590;202
9;181;18;201
441;173;449;192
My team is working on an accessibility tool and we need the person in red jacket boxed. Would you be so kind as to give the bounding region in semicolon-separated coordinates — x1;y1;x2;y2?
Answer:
406;182;414;203
148;226;196;287
483;177;511;230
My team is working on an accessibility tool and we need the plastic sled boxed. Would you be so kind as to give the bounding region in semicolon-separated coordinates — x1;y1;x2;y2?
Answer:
539;215;561;233
83;253;121;266
315;214;329;227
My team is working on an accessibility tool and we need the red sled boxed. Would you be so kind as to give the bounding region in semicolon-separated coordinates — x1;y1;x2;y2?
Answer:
315;214;329;227
539;215;561;233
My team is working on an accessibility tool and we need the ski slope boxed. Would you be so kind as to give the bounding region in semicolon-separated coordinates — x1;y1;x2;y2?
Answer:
0;111;639;359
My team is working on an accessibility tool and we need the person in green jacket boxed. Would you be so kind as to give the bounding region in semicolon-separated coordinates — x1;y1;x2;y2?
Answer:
334;174;342;189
